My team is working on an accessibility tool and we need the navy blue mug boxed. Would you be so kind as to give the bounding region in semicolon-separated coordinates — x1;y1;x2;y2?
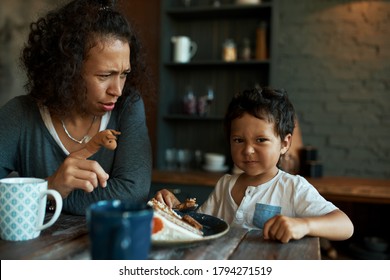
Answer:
86;200;153;260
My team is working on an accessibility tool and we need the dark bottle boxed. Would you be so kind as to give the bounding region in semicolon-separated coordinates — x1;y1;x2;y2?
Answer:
255;21;267;60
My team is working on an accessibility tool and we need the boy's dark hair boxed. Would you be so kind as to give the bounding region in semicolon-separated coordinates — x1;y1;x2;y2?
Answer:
21;0;150;118
224;87;296;141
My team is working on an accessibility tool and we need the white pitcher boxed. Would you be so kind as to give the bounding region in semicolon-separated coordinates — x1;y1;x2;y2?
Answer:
171;36;197;63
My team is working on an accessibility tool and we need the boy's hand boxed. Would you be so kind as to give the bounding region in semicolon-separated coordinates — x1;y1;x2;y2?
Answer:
263;215;309;243
154;188;181;208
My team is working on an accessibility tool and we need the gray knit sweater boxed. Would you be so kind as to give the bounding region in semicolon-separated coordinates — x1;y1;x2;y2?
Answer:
0;95;152;215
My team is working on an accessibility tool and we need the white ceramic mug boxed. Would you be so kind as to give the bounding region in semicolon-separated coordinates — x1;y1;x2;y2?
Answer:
0;177;62;241
236;0;261;4
171;36;197;63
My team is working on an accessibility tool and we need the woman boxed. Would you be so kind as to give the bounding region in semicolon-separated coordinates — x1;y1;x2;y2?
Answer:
0;0;152;215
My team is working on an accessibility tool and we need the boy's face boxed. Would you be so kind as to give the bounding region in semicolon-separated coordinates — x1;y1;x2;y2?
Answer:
230;112;291;179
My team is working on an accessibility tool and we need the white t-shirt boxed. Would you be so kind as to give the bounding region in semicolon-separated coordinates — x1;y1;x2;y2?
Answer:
198;170;338;230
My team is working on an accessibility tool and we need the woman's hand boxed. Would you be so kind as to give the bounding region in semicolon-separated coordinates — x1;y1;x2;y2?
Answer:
154;188;181;208
47;156;109;198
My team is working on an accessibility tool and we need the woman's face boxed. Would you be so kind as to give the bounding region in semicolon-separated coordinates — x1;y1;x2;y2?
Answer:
82;37;131;116
230;112;291;180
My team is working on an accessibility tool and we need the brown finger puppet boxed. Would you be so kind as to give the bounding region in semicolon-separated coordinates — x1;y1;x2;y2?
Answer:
70;129;121;159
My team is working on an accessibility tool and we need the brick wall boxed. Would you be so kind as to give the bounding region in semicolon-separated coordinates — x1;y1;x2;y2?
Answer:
272;0;390;178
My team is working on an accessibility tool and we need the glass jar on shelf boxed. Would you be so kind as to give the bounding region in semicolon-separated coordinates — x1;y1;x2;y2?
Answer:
182;87;196;115
222;39;237;62
240;38;252;61
197;86;215;116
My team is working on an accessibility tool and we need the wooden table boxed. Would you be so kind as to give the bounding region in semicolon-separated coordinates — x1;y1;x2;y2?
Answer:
0;213;320;260
151;227;320;260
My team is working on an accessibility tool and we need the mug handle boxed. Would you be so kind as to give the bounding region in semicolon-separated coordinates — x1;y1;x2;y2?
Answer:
190;41;197;58
37;190;63;231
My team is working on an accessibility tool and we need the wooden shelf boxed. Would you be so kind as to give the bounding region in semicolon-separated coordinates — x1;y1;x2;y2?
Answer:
307;177;390;204
164;60;270;67
152;169;221;187
152;169;390;204
163;114;224;121
156;1;273;168
167;3;272;18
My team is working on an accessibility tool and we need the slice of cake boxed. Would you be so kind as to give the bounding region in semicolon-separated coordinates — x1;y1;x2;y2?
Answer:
148;198;204;241
173;198;198;211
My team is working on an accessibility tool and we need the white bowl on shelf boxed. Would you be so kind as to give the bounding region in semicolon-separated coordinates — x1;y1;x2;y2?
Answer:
203;164;229;173
204;153;225;168
236;0;261;5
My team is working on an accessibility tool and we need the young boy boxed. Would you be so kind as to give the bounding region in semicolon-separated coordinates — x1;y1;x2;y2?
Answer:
155;87;354;243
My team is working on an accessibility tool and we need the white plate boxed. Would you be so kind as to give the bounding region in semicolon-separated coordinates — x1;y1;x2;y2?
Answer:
152;212;230;246
202;165;229;173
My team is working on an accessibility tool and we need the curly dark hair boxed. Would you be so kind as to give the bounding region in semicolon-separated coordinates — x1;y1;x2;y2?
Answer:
21;0;149;117
224;87;296;142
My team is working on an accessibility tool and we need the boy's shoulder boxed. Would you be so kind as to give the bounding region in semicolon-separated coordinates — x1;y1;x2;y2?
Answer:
215;173;240;188
277;170;312;188
217;173;236;183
